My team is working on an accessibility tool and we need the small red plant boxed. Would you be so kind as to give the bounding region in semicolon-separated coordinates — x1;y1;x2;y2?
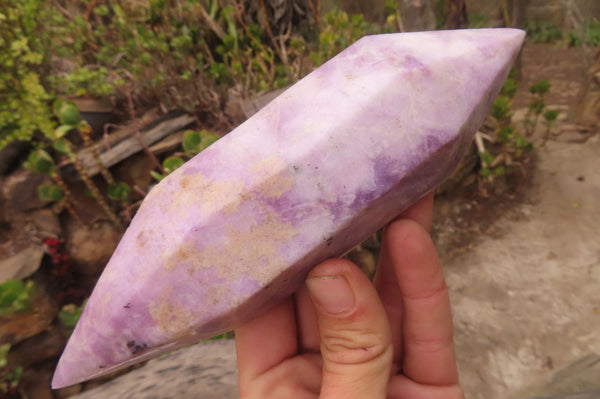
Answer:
43;237;86;306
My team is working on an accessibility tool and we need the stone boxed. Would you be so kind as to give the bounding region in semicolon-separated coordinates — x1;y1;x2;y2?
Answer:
2;169;51;213
65;220;122;279
7;326;65;370
0;246;45;284
0;284;58;346
113;152;156;198
22;366;54;399
0;140;29;176
30;208;62;237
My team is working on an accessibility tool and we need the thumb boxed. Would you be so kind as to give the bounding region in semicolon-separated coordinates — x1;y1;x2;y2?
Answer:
306;259;393;398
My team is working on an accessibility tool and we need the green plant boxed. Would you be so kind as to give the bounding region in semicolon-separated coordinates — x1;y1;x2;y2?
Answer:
24;149;83;223
476;75;534;189
58;301;86;335
568;32;582;47
55;99;132;210
542;109;560;144
0;279;35;314
38;184;64;202
490;96;512;122
0;343;23;396
468;14;490;28
206;331;234;341
0;0;55;150
151;129;220;181
587;17;600;46
182;129;220;155
0;344;9;368
107;182;131;202
525;20;563;43
525;80;551;136
1;366;23;396
151;156;184;182
309;10;379;67
50;67;117;98
568;17;600;47
50;100;123;226
45;1;311;118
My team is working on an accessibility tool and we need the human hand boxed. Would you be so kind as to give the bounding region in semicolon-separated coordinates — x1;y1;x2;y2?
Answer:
235;193;464;398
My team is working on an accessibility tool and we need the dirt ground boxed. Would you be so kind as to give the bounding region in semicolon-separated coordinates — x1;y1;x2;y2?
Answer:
432;41;600;398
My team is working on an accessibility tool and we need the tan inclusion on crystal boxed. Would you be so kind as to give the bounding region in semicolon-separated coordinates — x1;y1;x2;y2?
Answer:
152;155;298;328
148;294;195;335
164;207;298;285
173;173;245;217
250;156;294;199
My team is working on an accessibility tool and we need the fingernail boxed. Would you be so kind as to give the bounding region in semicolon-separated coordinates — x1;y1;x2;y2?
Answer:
306;275;355;314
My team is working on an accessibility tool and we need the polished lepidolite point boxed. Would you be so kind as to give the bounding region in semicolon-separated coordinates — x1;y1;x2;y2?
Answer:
52;28;525;388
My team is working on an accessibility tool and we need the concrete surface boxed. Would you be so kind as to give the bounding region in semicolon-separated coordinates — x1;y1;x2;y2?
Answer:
440;135;600;398
71;339;238;399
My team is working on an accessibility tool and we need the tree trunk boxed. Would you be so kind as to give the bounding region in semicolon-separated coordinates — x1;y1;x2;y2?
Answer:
444;0;468;29
398;0;436;31
341;0;386;23
509;0;527;27
509;0;528;79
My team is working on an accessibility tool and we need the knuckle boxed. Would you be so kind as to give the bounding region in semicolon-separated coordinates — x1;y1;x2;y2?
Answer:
321;329;392;366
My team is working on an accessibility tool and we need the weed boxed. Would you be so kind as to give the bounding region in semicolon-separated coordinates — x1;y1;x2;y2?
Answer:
525;80;551;136
0;279;36;314
0;0;55;150
151;129;220;181
525;20;563;43
59;301;87;335
568;17;600;47
476;74;535;191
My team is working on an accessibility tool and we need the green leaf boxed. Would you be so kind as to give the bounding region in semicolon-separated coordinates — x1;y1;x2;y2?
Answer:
54;125;74;140
56;100;80;125
198;130;220;151
528;100;545;115
491;96;511;121
25;150;55;175
53;138;71;153
478;151;495;166
53;98;67;117
515;135;534;151
498;126;514;142
38;184;64;201
529;80;550;95
479;167;491;177
162;156;184;173
0;344;9;368
0;279;35;314
150;170;165;182
58;301;86;334
500;78;518;98
544;109;560;123
7;366;23;388
182;130;202;154
107;182;131;202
